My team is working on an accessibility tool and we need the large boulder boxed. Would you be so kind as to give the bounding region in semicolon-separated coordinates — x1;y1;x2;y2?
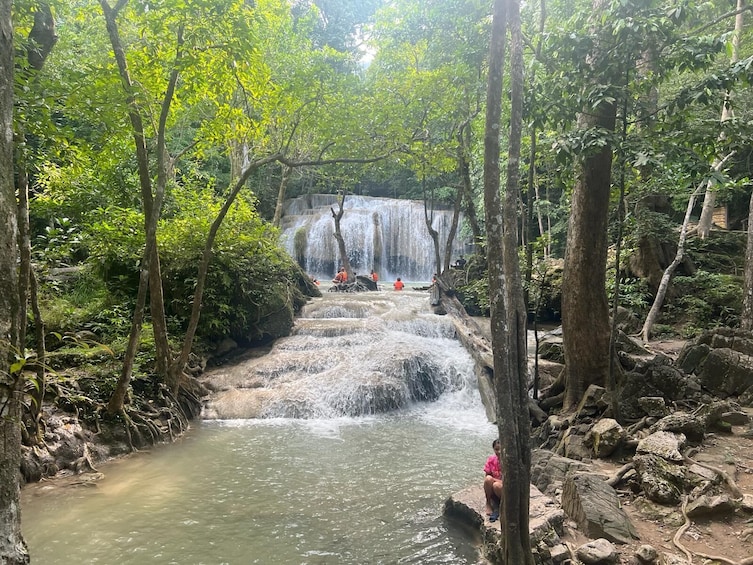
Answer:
694;348;753;398
561;473;639;545
616;360;693;420
633;453;688;505
531;449;590;495
585;418;626;459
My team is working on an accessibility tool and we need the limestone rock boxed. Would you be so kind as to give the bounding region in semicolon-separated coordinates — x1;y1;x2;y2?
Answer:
586;418;626;458
636;431;686;462
444;483;566;565
561;473;638;544
637;397;669;418
650;412;706;444
531;449;589;496
633;454;687;505
686;493;736;518
695;347;753;397
575;538;618;564
634;544;659;564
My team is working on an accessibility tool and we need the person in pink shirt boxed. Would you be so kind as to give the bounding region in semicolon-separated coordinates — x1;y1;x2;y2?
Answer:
483;439;503;521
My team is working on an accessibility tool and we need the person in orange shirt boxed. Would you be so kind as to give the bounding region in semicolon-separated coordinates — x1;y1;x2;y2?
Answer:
332;268;347;284
393;277;404;291
370;270;379;283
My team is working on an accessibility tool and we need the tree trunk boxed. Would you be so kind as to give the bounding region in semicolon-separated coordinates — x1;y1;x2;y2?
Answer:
561;0;616;413
458;120;482;255
422;179;442;276
272;164;292;227
743;186;753;330
442;186;462;274
101;2;181;392
697;0;743;239
0;0;29;558
484;0;534;562
331;192;353;280
175;154;281;374
642;153;735;342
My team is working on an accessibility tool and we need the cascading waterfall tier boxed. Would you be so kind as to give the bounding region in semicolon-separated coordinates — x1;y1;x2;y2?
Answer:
280;194;469;282
200;290;477;419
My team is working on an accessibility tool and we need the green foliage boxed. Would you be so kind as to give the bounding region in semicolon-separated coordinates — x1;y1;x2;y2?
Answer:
457;277;489;317
685;231;746;274
670;271;742;330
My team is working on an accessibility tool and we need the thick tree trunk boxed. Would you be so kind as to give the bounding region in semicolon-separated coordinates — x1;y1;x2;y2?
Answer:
561;0;616;413
484;0;534;562
0;0;29;559
743;188;753;330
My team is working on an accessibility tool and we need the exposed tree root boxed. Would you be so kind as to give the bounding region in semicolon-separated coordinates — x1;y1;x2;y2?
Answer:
674;495;753;565
606;462;634;487
673;496;693;563
684;455;744;500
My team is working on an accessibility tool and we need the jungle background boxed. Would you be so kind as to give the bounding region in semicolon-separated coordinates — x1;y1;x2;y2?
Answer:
4;0;753;561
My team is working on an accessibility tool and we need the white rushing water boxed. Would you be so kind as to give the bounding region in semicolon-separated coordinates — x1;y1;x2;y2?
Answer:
280;194;469;282
22;289;496;564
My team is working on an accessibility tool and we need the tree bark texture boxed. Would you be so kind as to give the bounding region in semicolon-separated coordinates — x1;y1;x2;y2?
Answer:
697;0;743;239
0;0;29;559
483;0;534;562
458;121;482;255
331;192;353;280
272;164;292;227
561;0;616;413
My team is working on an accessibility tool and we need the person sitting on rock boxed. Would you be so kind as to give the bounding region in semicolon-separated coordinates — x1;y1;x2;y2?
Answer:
332;267;347;284
370;270;379;283
483;438;503;522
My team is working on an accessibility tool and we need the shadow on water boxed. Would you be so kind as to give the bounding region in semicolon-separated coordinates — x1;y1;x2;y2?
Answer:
22;290;496;564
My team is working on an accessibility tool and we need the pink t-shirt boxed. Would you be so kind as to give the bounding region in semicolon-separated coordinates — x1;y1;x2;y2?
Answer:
484;454;501;480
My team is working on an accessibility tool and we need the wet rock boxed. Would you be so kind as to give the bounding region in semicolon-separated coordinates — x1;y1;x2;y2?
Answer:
561;473;639;544
444;483;566;565
575;538;618;564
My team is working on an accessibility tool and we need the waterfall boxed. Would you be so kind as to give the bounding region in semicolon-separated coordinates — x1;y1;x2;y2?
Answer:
280;194;468;282
201;291;478;419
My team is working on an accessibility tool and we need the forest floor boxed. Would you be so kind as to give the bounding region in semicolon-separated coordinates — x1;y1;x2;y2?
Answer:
584;424;753;563
592;338;753;563
472;322;753;562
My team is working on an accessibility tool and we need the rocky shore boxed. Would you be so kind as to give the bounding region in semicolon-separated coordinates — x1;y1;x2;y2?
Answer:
443;327;753;565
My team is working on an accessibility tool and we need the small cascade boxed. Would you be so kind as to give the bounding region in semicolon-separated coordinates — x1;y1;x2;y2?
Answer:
280;194;468;282
201;290;477;419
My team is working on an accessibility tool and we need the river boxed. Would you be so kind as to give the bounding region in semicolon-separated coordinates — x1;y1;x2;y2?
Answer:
22;289;496;564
